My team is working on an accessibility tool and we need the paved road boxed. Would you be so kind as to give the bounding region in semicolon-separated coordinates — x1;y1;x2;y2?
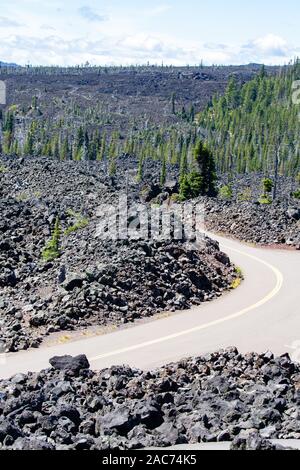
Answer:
0;233;299;379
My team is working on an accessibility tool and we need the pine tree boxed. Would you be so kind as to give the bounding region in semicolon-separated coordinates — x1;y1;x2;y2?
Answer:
179;141;217;200
41;217;61;262
24;122;37;156
109;157;117;176
197;67;300;175
171;92;176;114
97;132;106;160
193;140;217;196
160;153;167;186
137;154;143;182
60;137;70;160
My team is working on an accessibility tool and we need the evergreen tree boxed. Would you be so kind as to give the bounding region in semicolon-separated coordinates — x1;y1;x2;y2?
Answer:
60;137;70;160
41;217;61;262
24;121;37;156
193;140;217;196
137;154;143;182
198;67;300;175
171;92;176;114
160;153;167;186
179;141;217;200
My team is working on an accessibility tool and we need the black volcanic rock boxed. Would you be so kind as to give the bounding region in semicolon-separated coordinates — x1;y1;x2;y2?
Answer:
0;349;299;450
49;354;90;373
0;156;237;353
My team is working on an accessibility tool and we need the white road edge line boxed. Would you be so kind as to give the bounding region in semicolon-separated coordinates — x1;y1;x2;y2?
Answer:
89;245;283;363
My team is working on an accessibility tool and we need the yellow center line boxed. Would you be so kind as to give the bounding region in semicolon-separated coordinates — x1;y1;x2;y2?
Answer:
89;244;283;363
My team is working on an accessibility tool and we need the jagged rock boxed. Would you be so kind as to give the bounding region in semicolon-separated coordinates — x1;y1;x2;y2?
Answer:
231;431;292;451
0;422;23;443
0;155;237;353
49;354;90;373
62;273;84;291
11;437;55;450
0;349;299;450
287;207;300;221
99;406;138;435
135;401;163;429
0;155;298;355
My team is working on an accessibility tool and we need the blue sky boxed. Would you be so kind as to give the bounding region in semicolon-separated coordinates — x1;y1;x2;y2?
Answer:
0;0;299;66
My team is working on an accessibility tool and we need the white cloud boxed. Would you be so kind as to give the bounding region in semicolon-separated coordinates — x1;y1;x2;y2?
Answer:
0;29;298;66
0;16;23;28
244;34;289;58
40;24;56;31
78;6;107;23
237;33;300;64
145;5;172;17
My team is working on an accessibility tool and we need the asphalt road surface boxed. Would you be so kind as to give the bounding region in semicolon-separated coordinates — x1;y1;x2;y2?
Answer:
0;233;299;379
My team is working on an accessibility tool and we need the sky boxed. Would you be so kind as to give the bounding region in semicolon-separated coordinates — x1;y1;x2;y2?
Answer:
0;0;299;66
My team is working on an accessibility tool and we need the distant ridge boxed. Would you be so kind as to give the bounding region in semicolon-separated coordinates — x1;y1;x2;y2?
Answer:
0;61;18;67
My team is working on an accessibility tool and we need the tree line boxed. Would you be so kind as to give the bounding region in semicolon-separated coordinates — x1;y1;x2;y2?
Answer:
197;61;300;177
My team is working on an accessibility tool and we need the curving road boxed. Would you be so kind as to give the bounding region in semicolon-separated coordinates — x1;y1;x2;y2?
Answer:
0;233;299;379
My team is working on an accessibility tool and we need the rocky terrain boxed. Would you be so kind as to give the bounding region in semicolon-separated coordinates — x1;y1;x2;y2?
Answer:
191;173;300;249
0;155;237;353
0;348;299;450
203;199;300;249
1;65;275;129
1;154;299;354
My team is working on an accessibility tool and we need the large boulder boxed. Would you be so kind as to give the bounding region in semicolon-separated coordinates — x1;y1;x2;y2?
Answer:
62;273;84;291
98;406;138;436
49;354;90;373
0;421;23;443
286;207;300;221
12;437;55;450
231;431;292;451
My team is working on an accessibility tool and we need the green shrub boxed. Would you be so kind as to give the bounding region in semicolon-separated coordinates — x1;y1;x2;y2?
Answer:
262;178;273;197
64;211;89;236
235;266;244;278
231;265;244;289
293;188;300;199
219;184;233;200
231;278;242;289
15;192;29;202
258;196;272;205
179;172;204;201
237;187;252;202
0;164;7;174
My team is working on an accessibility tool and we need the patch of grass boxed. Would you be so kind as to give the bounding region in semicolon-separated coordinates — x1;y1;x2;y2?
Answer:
15;192;30;202
64;218;89;236
235;266;244;278
258;196;272;205
231;278;242;289
237;187;252;202
15;191;42;202
231;265;244;289
8;104;18;112
64;210;89;236
140;187;149;197
58;335;71;344
0;164;7;174
66;209;77;217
